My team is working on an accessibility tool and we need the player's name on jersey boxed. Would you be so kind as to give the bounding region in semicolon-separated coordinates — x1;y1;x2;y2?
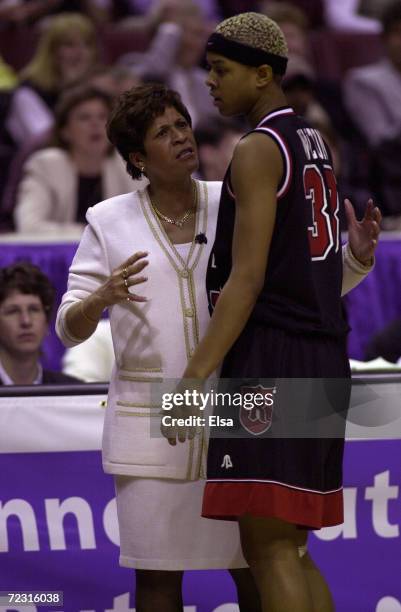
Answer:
161;415;234;428
297;127;330;162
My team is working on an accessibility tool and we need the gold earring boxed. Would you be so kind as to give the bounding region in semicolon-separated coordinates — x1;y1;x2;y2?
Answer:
140;164;145;173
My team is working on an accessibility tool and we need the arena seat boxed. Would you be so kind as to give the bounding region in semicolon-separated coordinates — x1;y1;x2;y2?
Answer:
0;132;51;232
0;27;39;71
98;25;151;65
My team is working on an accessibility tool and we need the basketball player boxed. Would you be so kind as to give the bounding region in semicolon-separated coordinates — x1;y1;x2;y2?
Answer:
163;12;381;612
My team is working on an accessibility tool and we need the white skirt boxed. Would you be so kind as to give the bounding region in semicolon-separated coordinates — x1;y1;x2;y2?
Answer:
114;476;247;570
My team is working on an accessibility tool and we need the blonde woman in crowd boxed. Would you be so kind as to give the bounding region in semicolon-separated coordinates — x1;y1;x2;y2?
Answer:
6;12;99;145
14;85;137;236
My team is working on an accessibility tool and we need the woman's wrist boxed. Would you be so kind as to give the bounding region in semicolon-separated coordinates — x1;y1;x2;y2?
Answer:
346;242;374;270
81;292;107;323
80;300;98;324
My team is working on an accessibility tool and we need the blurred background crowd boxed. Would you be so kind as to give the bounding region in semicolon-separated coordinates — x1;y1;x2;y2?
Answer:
1;0;401;383
3;0;401;233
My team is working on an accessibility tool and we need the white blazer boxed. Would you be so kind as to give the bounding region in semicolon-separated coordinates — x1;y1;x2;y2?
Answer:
14;147;141;234
56;180;221;479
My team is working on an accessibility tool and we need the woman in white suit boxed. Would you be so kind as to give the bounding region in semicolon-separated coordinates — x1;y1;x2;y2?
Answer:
14;85;137;237
56;84;376;611
56;84;261;612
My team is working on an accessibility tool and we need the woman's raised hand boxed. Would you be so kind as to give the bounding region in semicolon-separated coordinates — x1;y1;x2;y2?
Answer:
95;251;149;307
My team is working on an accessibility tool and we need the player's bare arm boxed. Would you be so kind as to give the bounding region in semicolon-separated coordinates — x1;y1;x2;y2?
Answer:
182;133;283;381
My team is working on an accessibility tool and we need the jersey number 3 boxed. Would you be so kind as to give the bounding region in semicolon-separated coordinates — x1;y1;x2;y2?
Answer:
304;164;340;261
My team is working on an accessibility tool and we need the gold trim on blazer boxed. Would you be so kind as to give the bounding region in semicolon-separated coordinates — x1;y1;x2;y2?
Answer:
116;410;161;417
116;400;161;409
119;366;163;373
118;375;164;383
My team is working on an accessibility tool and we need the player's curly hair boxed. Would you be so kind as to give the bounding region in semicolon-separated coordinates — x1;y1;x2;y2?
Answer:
215;12;288;59
0;262;55;321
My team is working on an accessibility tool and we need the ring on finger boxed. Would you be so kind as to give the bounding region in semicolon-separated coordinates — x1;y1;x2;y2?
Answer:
124;278;128;289
122;267;128;280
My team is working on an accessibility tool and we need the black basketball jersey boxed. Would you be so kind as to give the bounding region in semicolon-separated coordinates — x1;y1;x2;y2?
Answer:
206;106;349;337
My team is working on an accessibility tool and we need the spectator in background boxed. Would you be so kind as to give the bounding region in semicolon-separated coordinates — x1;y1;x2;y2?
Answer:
0;262;80;385
260;0;324;28
283;57;332;126
113;0;221;23
90;65;142;98
14;85;137;236
322;0;381;32
120;0;217;126
344;1;401;147
6;12;99;145
106;0;181;36
344;1;401;221
195;116;245;180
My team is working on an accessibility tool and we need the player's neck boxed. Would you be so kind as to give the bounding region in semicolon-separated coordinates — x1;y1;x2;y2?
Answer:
247;89;288;128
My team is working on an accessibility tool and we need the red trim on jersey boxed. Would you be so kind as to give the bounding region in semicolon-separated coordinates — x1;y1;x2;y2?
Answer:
254;127;293;199
256;107;295;127
202;481;343;529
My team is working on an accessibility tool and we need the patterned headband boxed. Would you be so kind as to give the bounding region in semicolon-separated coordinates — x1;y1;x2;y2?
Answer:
206;32;288;76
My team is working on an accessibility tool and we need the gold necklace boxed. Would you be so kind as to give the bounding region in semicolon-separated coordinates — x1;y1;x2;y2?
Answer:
150;180;197;228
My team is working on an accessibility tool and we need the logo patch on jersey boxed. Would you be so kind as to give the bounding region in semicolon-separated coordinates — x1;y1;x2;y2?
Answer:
239;385;275;436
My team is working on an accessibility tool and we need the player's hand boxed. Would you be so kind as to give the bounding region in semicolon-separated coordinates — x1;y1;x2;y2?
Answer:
345;198;381;266
161;379;204;446
94;251;149;307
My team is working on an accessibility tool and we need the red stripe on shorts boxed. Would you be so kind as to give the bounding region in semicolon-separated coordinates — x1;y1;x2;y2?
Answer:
202;481;343;529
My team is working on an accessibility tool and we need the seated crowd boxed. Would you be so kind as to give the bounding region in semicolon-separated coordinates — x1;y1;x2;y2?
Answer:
2;0;401;231
0;0;400;381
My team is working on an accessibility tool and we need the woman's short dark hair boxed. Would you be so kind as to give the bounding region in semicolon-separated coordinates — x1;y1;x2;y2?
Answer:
53;84;114;150
0;262;55;322
106;83;192;180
